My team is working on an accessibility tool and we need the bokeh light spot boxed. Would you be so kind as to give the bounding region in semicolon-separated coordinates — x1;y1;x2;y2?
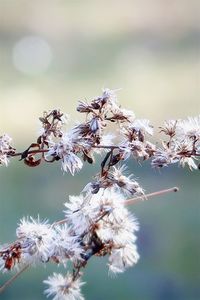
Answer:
12;35;53;75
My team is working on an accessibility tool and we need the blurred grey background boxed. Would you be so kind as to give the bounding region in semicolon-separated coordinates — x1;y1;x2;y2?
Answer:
0;1;199;299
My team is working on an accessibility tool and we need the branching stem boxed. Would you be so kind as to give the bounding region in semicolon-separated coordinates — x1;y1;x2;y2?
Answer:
0;265;29;294
9;146;200;160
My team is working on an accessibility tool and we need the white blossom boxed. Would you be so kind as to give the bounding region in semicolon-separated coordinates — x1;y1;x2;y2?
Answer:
179;157;198;170
108;243;140;274
0;153;9;166
48;132;83;175
96;209;139;245
64;194;97;236
160;120;178;136
91;188;139;240
16;217;56;263
52;224;83;264
61;152;83;175
130;140;150;158
44;272;85;300
110;165;144;195
177;116;200;139
131;119;153;135
90;188;126;223
151;147;178;168
102;88;118;108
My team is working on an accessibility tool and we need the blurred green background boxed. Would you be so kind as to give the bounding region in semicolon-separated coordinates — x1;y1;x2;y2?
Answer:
0;1;199;299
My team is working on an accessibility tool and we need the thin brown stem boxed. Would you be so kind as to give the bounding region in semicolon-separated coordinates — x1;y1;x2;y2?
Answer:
0;264;29;294
72;266;82;281
11;149;49;157
9;145;120;159
8;145;200;160
125;187;179;205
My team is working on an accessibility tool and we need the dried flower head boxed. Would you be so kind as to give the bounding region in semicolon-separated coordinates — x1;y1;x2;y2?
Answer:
16;217;56;264
44;272;85;300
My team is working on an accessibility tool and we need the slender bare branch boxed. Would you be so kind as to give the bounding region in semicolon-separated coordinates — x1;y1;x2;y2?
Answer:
0;265;30;294
125;187;179;205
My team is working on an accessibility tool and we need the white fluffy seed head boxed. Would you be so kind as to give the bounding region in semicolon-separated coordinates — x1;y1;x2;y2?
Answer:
44;272;85;300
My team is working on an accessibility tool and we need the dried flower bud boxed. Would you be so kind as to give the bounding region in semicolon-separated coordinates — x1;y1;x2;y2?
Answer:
77;101;92;113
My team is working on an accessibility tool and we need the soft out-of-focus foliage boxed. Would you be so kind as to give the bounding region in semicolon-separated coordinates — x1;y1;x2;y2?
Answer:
0;0;199;139
0;1;199;299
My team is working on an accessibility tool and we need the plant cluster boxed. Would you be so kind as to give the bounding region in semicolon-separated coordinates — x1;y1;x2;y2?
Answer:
0;89;199;299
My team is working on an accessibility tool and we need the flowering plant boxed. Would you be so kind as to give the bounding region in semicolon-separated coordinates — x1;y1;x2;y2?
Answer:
0;89;199;299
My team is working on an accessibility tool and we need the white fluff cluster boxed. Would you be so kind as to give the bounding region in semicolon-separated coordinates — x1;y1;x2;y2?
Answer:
16;217;56;264
46;89;157;175
152;116;200;170
0;134;15;166
0;184;140;300
64;187;140;274
1;89;198;172
44;272;85;300
47;131;83;175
